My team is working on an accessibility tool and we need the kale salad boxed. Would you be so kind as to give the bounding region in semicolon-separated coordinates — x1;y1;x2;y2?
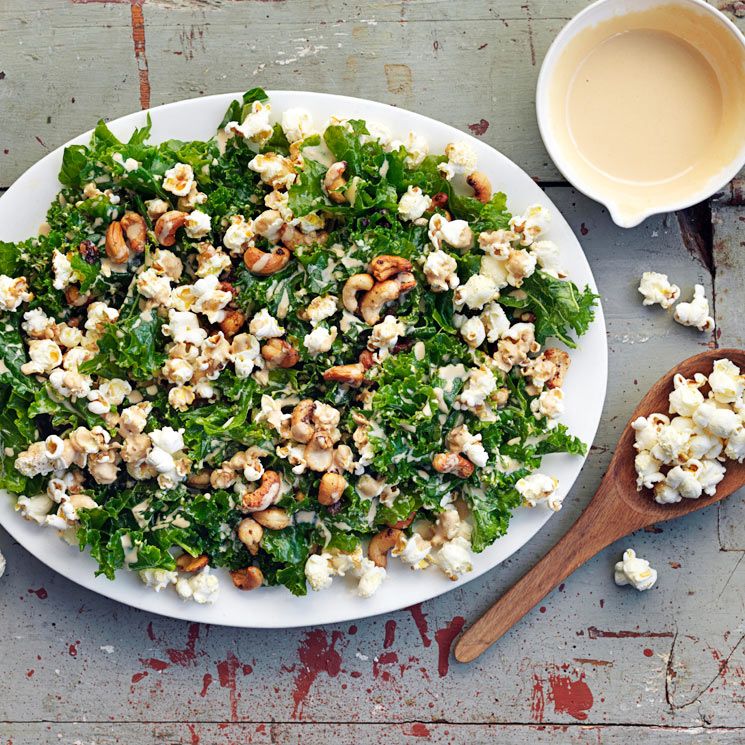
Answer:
0;89;597;603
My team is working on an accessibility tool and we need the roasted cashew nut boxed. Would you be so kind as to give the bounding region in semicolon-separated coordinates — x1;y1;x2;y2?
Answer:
324;161;348;204
237;517;263;555
252;506;291;530
261;338;299;369
368;527;403;568
290;400;316;443
241;470;281;512
105;221;129;264
342;273;375;313
389;510;416;529
243;245;291;276
466;171;492;204
304;432;335;472
318;472;348;506
359;279;402;325
322;362;366;388
432;452;475;478
154;210;188;247
369;255;413;282
120;211;147;253
176;553;209;572
230;566;264;590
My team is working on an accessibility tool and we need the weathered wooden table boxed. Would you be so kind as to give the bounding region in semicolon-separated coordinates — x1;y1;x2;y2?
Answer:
1;1;744;742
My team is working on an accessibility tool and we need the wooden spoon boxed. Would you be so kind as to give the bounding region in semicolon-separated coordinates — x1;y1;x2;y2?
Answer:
455;348;745;663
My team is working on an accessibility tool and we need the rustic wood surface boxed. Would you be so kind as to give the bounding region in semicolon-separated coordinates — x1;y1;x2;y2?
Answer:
1;1;744;743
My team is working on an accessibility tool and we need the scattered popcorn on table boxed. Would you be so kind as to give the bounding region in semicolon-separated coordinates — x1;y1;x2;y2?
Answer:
638;271;680;308
673;284;714;332
614;548;657;591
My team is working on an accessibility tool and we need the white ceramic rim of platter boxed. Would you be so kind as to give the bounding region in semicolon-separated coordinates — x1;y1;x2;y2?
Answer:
535;0;745;228
0;90;608;628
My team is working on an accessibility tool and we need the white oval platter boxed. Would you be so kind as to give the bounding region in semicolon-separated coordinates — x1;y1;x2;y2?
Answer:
0;90;607;628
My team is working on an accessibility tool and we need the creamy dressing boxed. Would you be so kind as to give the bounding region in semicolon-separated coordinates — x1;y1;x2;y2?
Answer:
567;30;721;184
120;533;139;565
548;4;745;224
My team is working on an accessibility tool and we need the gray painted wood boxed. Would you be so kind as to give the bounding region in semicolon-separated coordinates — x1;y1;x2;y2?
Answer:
4;722;745;745
0;1;744;742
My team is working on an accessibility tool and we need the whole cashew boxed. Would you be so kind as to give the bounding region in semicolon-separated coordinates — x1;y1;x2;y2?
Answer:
359;279;402;325
369;255;413;282
290;400;315;443
241;470;281;512
176;553;209;572
237;517;263;555
261;338;299;368
120;211;147;253
342;273;375;313
368;527;403;568
105;221;129;264
318;472;348;506
304;432;334;472
243;245;291;276
322;363;366;387
466;171;492;204
230;566;264;591
154;210;188;247
432;452;475;478
324;161;348;204
252;506;290;530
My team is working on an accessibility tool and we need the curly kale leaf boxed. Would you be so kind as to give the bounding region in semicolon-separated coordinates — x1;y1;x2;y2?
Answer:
0;385;40;493
80;296;164;382
218;87;269;129
500;270;598;347
464;480;523;552
60;117;217;201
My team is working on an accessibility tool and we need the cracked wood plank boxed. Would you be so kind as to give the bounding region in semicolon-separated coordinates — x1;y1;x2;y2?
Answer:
712;200;745;551
4;722;745;744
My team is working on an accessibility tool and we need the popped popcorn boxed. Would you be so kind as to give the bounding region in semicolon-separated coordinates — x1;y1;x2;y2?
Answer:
516;473;562;511
638;271;680;309
673;284;714;332
163;163;195;197
614;549;657;591
398;186;432;222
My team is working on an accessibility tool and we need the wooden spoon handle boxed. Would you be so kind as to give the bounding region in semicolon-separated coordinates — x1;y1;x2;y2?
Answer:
455;477;642;663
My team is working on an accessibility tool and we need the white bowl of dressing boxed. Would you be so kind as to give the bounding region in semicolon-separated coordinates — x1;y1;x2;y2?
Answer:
536;0;745;228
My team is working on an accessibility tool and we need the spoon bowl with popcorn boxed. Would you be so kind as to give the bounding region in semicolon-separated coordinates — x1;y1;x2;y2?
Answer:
455;348;745;663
